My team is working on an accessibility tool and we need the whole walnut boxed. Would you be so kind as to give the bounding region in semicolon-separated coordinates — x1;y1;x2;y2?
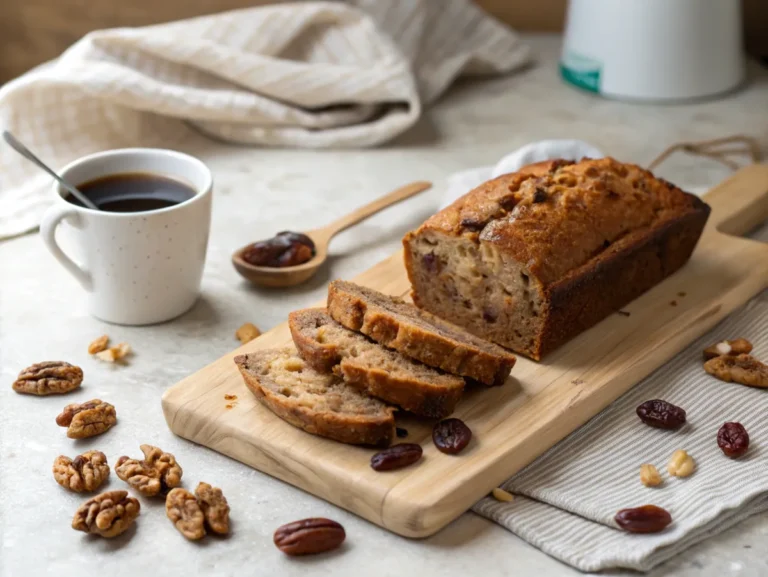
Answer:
72;490;140;538
115;444;182;496
53;451;110;493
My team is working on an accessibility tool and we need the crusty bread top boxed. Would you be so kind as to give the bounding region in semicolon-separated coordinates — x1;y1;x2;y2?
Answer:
409;157;709;285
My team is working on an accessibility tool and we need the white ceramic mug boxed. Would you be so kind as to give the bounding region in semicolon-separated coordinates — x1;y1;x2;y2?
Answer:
40;148;213;325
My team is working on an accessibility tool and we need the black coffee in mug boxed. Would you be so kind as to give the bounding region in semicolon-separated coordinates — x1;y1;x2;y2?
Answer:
64;172;196;213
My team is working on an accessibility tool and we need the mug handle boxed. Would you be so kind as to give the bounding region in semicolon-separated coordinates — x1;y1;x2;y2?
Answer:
40;204;93;291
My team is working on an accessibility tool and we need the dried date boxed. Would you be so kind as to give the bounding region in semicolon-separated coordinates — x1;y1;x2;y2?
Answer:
432;418;472;455
636;399;686;430
274;518;346;556
717;422;750;458
241;231;315;268
370;443;423;471
614;505;672;534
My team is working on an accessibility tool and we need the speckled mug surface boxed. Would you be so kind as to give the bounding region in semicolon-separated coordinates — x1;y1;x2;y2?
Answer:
40;148;212;325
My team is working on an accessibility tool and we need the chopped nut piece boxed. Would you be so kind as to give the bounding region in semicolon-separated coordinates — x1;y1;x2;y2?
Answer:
88;335;110;355
166;488;205;540
12;361;83;396
72;490;140;538
115;444;182;497
667;450;696;478
195;482;230;535
56;399;117;439
54;451;110;492
492;487;515;502
703;338;753;360
704;354;768;388
95;342;131;363
639;464;662;487
236;322;261;344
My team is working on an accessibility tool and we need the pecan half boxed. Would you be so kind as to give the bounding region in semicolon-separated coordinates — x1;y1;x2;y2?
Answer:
54;451;110;492
115;444;182;497
72;490;140;538
703;338;753;360
704;354;768;388
274;518;346;556
166;488;205;540
12;361;83;396
56;399;117;438
195;482;230;535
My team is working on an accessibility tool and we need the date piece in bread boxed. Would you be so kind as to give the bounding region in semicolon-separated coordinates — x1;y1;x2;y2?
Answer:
289;309;464;418
234;348;395;446
326;281;516;386
403;157;710;360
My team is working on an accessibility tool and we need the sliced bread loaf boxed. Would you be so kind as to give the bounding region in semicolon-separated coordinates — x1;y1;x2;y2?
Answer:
327;280;516;386
289;308;465;418
234;347;395;446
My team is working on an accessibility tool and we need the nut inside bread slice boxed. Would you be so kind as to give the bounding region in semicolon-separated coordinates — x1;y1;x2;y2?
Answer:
234;347;395;446
326;280;516;386
289;308;465;418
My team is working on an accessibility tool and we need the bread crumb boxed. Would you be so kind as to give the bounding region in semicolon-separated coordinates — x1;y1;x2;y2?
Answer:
617;310;631;317
236;322;261;344
678;291;687;297
95;343;131;363
224;394;238;401
670;300;678;307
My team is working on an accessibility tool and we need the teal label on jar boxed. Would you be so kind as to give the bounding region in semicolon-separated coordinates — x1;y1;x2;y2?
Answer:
560;52;601;93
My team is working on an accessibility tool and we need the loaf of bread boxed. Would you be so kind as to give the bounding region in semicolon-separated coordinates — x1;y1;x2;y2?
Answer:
403;158;711;360
234;348;395;446
289;308;465;418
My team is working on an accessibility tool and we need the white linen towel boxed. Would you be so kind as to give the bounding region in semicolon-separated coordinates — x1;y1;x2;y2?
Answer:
0;0;529;240
452;142;767;572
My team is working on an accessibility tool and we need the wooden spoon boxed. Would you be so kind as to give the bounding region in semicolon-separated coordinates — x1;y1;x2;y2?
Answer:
232;180;432;288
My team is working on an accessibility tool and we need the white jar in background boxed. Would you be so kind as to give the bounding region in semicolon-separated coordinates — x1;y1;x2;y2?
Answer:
560;0;745;101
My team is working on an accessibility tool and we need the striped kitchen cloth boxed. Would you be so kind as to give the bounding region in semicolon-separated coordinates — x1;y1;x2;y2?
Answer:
0;0;528;240
474;236;768;573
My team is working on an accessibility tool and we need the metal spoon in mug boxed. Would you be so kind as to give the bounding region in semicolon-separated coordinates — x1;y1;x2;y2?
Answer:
2;130;100;210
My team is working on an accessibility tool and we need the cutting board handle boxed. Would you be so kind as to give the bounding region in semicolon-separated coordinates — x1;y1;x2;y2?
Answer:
702;164;768;237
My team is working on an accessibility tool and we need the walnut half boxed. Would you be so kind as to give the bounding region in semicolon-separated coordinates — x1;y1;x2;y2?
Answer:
166;488;205;540
115;444;182;497
12;361;83;396
704;354;768;388
56;399;117;439
195;482;230;535
72;490;140;538
53;451;110;492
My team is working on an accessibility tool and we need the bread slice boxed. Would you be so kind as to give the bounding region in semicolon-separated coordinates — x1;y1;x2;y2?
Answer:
289;308;465;418
234;348;395;446
326;280;516;386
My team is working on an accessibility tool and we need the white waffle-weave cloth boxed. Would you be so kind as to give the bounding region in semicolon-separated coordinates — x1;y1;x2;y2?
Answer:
0;0;528;240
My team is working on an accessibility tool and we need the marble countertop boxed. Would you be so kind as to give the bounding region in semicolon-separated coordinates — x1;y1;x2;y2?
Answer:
2;35;768;577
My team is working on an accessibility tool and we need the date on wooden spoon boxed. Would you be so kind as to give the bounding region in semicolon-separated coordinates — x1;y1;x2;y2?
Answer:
232;181;432;288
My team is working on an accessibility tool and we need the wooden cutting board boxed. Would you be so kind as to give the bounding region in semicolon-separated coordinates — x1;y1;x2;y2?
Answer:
162;165;768;538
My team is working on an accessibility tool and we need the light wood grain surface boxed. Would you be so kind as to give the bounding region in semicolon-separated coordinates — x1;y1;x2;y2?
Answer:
162;165;768;538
